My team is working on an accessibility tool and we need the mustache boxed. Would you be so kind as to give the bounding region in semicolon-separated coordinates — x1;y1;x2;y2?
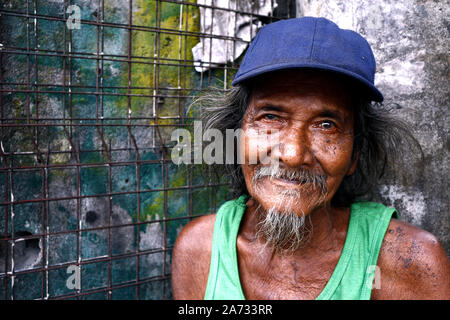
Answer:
252;165;327;190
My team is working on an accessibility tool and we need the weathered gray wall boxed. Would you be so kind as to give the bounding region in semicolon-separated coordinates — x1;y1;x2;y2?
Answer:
297;0;449;255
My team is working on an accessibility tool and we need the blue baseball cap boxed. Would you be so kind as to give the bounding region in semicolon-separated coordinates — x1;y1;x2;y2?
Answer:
232;17;383;102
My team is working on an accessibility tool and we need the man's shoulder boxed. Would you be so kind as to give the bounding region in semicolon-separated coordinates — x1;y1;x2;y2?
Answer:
174;213;217;254
171;214;216;299
373;217;450;299
380;218;446;269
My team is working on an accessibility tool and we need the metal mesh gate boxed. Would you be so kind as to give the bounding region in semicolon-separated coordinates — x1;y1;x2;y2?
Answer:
0;0;295;300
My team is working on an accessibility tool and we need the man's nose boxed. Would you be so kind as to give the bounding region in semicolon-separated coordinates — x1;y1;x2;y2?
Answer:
271;128;314;168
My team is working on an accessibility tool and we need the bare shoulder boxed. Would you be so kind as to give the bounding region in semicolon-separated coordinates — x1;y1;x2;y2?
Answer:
171;213;216;300
372;218;450;300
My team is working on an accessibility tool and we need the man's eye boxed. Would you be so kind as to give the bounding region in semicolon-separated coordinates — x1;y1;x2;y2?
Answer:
320;120;335;130
263;114;278;120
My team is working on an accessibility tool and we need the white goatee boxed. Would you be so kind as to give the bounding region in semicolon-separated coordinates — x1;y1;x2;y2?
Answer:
253;165;328;254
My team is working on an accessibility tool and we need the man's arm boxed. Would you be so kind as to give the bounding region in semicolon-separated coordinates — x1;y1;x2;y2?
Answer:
171;214;216;300
373;218;450;300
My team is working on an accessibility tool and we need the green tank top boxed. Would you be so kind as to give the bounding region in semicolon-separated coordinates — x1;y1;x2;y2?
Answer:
204;195;397;300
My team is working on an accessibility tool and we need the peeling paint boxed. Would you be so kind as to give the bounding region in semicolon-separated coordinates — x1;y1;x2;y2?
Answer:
376;50;426;95
379;184;426;225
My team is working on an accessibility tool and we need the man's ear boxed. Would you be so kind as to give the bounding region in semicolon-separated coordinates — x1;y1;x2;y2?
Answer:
347;150;359;176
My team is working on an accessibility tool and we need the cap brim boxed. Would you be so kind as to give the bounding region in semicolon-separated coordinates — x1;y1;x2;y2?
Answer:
231;62;384;102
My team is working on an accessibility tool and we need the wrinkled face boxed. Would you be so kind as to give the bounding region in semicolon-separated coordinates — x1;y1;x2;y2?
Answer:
241;70;357;217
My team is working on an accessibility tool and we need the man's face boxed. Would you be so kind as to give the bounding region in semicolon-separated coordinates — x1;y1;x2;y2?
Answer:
240;70;357;218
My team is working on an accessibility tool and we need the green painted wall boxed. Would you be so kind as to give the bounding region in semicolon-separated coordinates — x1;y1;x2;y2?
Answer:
0;0;234;299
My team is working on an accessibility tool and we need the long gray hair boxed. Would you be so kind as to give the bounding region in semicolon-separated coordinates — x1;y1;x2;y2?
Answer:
196;83;423;206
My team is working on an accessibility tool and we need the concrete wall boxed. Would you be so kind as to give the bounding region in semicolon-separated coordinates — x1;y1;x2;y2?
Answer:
297;0;449;255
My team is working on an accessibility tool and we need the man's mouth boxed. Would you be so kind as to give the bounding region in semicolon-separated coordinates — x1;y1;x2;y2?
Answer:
271;177;308;185
252;165;328;195
259;176;310;187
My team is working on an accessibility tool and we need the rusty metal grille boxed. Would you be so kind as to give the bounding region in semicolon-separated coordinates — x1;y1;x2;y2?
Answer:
0;0;295;300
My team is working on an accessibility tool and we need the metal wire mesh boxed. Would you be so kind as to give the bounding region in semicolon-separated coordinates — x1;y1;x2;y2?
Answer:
0;0;295;300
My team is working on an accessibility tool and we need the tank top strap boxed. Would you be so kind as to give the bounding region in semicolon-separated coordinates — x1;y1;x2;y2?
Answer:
204;195;248;300
317;201;397;300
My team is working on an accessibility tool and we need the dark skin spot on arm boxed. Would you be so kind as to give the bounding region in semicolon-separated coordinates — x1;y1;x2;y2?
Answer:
291;261;299;284
373;219;450;300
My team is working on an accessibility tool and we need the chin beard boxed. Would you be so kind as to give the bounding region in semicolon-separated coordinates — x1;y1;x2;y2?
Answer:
252;165;329;254
255;196;313;255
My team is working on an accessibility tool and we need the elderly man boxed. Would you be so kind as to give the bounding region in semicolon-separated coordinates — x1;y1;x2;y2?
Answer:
171;17;450;300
